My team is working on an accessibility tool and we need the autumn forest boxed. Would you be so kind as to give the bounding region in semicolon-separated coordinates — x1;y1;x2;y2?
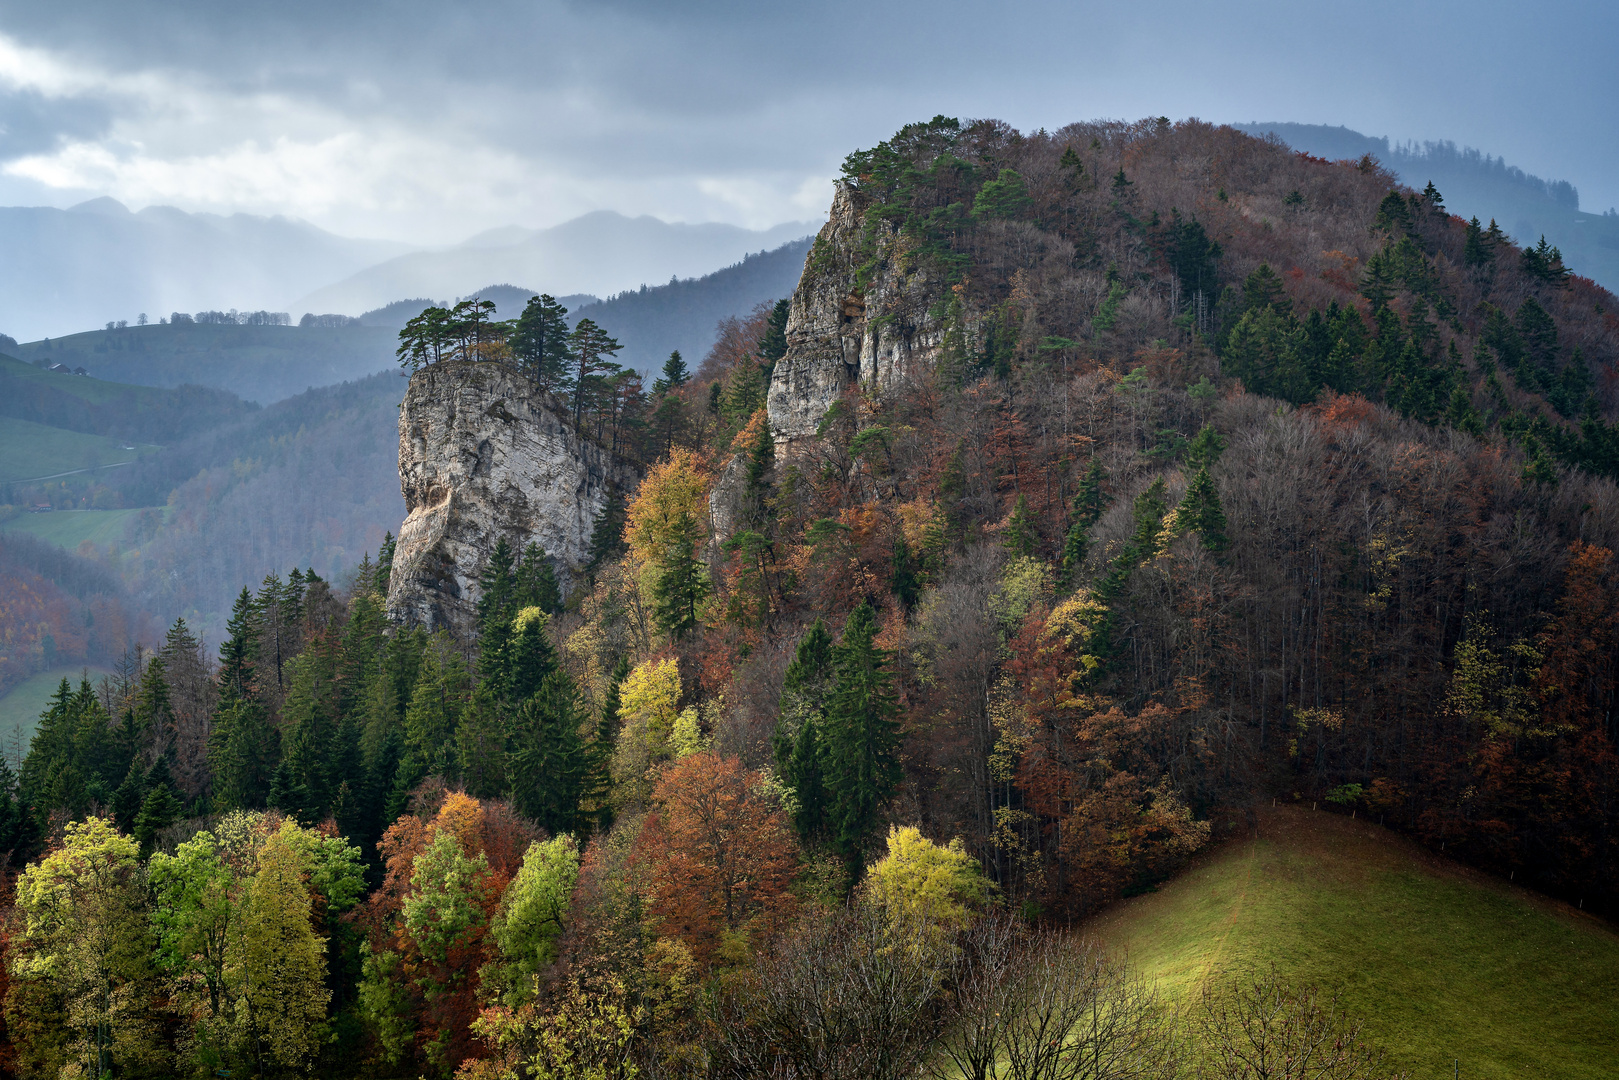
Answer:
2;117;1618;1079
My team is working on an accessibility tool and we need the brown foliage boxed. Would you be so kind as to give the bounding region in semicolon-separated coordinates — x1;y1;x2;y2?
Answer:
634;752;798;966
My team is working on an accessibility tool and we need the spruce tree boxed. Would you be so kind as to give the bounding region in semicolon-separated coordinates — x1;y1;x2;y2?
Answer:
650;513;709;641
758;299;790;375
1175;467;1230;553
653;350;690;395
1003;494;1038;557
134;757;181;853
586;491;628;578
506;671;586;835
514;544;563;615
821;602;901;873
211;697;277;811
218;588;258;700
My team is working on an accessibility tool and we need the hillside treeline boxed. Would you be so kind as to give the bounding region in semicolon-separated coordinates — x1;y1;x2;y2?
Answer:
0;117;1615;1078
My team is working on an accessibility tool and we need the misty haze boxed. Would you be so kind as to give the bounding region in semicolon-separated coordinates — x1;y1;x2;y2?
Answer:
0;3;1616;1079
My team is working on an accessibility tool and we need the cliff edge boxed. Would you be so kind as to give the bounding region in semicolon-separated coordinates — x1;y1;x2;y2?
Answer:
386;361;639;639
765;182;948;444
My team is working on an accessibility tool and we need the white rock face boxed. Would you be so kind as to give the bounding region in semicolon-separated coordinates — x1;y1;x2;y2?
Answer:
766;182;948;445
386;361;639;640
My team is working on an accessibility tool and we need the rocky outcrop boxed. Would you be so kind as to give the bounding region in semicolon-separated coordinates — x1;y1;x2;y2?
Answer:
386;361;639;640
766;182;949;445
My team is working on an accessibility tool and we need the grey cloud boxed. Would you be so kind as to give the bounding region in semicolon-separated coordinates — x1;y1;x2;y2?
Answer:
0;0;1616;235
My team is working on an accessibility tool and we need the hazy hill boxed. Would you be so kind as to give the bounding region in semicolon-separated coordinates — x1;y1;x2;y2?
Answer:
1094;807;1619;1078
0;364;405;643
570;238;811;371
1238;122;1619;292
294;210;818;315
0;198;410;341
358;289;601;328
14;322;401;405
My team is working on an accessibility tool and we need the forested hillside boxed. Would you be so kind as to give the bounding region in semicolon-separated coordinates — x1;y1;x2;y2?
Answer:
14;320;402;405
1240;122;1619;294
1;117;1615;1078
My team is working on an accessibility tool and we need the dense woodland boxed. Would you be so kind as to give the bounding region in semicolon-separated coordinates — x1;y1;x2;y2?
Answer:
1;117;1617;1078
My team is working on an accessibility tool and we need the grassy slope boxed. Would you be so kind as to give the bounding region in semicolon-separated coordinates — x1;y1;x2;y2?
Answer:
0;507;145;547
0;417;158;483
1088;807;1619;1079
0;352;169;407
0;666;109;754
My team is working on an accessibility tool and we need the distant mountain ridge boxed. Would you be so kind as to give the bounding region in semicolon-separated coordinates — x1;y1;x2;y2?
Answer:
0;199;411;341
293;210;818;317
12;236;813;400
1236;123;1619;292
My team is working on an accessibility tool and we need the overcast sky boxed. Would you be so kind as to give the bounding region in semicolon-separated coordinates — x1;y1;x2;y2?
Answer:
0;0;1613;245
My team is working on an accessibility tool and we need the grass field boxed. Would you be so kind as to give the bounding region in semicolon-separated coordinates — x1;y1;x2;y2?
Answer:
0;506;147;548
0;666;110;759
0;416;157;483
1088;806;1619;1079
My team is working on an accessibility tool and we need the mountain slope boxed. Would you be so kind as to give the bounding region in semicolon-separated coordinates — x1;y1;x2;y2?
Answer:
0;198;409;341
570;238;810;371
14;322;401;404
294;210;817;315
1091;807;1619;1079
1237;122;1619;293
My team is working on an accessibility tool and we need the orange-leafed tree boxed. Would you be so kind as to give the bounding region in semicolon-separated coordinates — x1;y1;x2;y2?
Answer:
635;752;799;965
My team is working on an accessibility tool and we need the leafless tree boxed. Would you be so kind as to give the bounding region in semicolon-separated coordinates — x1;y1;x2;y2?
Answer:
1195;966;1405;1080
711;905;955;1080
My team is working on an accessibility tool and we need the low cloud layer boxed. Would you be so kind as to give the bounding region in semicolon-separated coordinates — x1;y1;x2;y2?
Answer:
0;1;1615;244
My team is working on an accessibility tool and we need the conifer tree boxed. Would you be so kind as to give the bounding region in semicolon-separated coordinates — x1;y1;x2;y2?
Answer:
510;293;573;393
650;512;709;641
515;543;563;615
821;602;901;873
211;697;277;811
1003;494;1038;557
653;349;690;396
586;491;628;579
583;656;630;833
134;756;181;852
1175;466;1230;553
218;588;258;700
507;672;587;835
758;299;791;374
375;531;397;594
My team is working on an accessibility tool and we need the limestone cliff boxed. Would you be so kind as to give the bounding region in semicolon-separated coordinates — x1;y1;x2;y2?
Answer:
386;361;639;639
766;182;949;445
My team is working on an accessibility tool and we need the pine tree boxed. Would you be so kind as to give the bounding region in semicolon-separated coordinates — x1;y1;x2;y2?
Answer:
582;656;629;834
889;535;921;610
506;607;558;702
785;716;826;843
568;318;622;429
1186;423;1226;471
1072;455;1111;528
1421;181;1444;210
510;294;573;394
134;760;181;853
477;538;519;689
821;603;901;874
